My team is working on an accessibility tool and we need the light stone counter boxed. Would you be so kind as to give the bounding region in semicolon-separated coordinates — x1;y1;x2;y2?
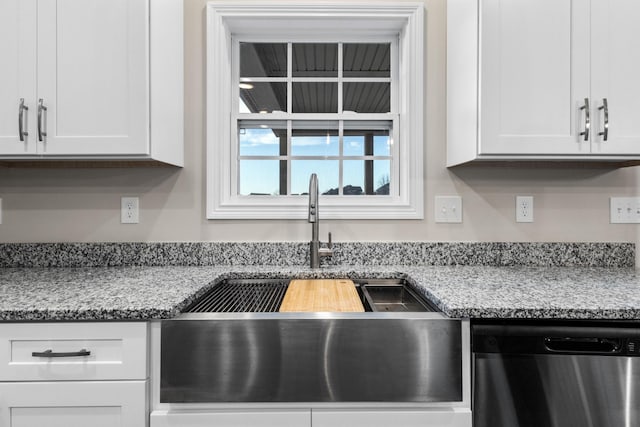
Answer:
1;265;639;321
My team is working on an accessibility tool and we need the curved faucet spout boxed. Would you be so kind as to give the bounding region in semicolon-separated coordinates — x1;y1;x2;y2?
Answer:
308;173;333;268
309;173;318;224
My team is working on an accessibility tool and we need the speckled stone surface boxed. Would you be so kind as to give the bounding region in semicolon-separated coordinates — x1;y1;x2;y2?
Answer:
1;265;640;321
402;266;640;320
0;242;634;267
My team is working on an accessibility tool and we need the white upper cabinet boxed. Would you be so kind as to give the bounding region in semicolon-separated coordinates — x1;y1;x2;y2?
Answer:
479;0;589;156
0;0;36;155
0;0;183;165
590;0;640;154
37;0;148;156
447;0;640;166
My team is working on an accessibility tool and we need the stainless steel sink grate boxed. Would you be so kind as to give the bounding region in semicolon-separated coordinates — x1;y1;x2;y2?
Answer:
185;280;289;313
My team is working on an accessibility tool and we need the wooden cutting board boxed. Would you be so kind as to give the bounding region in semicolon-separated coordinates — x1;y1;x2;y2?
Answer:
279;279;365;312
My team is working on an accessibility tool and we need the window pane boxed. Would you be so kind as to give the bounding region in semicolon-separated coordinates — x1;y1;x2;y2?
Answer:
374;133;391;156
239;160;281;195
293;43;338;77
373;160;391;195
292;121;338;156
343;160;364;195
292;82;338;113
239;121;286;156
240;82;287;113
343;122;392;156
343;43;391;78
291;160;339;195
240;43;287;78
343;135;364;156
343;82;390;113
343;160;390;195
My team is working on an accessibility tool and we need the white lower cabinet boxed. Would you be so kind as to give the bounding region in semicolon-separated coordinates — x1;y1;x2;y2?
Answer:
312;409;472;427
150;408;471;427
0;381;147;427
150;410;310;427
0;322;148;427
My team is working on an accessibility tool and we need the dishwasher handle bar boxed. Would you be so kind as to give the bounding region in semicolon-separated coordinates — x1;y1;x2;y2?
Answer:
544;337;621;354
473;323;640;356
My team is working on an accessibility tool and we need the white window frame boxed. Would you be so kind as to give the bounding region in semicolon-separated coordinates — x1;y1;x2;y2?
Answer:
206;2;424;219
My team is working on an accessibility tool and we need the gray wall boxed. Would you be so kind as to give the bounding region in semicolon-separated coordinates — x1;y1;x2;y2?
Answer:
0;0;638;244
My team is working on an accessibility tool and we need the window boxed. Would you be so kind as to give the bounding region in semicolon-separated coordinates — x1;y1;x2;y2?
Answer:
207;3;424;219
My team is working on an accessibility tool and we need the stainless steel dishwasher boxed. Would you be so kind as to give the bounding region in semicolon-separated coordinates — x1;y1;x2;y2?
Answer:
472;321;640;427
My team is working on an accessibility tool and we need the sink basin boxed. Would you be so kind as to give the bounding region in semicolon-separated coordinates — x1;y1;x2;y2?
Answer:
359;279;438;312
183;278;439;313
161;277;461;404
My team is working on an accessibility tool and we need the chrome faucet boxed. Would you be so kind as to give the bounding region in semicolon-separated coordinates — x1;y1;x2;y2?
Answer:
308;173;333;268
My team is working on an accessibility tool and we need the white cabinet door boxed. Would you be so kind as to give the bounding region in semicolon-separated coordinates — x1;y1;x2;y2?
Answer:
312;409;472;427
0;381;147;427
590;0;640;154
36;0;149;156
0;0;36;155
479;0;590;155
150;410;311;427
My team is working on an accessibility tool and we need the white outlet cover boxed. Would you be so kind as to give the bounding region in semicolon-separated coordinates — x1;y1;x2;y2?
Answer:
434;196;462;223
516;196;534;223
121;197;139;224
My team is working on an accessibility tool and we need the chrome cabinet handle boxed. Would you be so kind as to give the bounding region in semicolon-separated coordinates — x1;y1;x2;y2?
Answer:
37;98;47;142
579;98;590;142
32;349;91;358
18;98;28;142
598;98;609;141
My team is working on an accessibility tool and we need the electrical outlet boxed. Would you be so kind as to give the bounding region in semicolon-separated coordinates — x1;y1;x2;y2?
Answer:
516;196;534;223
610;197;640;223
435;196;463;223
121;197;139;224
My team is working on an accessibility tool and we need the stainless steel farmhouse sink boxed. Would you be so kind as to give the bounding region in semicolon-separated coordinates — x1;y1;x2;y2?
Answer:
160;278;465;404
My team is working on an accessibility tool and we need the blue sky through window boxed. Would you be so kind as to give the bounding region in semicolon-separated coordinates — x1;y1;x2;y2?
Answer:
239;127;391;195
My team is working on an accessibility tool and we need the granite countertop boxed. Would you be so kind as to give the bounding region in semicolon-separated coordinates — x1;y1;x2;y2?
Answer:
1;265;640;321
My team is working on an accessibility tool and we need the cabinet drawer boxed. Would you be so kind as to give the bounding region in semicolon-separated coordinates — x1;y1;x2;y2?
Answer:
150;410;310;427
0;322;147;381
312;408;472;427
0;380;147;427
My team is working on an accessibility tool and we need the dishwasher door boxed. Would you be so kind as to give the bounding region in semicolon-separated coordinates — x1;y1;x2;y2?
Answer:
473;322;640;427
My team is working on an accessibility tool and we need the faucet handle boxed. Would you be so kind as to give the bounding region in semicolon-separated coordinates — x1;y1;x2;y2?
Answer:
327;232;332;249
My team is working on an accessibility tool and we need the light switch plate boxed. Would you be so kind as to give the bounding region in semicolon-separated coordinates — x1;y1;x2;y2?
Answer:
610;197;640;223
434;196;462;223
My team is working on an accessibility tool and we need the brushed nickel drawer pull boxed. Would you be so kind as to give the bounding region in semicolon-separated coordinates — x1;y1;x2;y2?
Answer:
598;98;609;141
37;98;47;142
579;97;590;142
18;98;28;142
32;349;91;358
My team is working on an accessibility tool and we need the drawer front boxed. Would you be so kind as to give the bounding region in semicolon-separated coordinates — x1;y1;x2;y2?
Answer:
150;410;310;427
0;380;147;427
0;322;147;381
312;409;472;427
